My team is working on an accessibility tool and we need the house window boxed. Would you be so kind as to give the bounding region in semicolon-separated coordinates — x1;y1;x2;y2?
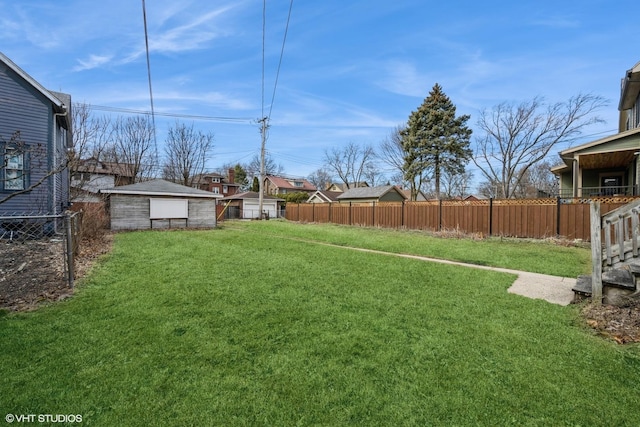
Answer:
74;172;91;182
212;177;221;183
294;181;303;187
3;148;27;191
213;187;220;194
223;185;228;194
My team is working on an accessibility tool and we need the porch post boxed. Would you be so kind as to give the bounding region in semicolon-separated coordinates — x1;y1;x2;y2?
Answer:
574;156;581;198
590;201;603;304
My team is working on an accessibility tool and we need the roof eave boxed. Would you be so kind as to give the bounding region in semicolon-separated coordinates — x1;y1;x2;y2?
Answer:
619;61;640;110
0;51;66;111
100;189;222;198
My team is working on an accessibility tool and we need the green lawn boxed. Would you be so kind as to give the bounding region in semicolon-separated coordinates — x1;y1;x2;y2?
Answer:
1;221;638;426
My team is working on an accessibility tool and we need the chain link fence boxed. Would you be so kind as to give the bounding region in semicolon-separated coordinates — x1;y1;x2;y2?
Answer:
0;212;81;309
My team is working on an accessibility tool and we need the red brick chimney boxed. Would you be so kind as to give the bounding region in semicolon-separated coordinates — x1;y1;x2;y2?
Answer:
228;168;235;184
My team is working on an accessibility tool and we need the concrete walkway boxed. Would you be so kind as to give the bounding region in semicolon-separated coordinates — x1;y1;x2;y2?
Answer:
316;243;577;306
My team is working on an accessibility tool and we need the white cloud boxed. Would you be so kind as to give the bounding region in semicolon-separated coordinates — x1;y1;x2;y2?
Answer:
73;54;113;72
376;60;429;98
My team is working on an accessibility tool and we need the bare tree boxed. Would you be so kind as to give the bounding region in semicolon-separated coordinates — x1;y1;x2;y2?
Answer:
307;168;333;191
477;179;501;199
378;126;406;173
161;121;214;187
440;170;474;199
378;125;413;188
473;94;607;199
106;116;157;182
68;102;112;193
70;102;112;162
323;141;376;189
512;160;558;198
246;152;284;179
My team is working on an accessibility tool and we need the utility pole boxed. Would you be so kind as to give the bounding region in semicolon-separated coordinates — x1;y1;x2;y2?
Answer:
258;117;268;219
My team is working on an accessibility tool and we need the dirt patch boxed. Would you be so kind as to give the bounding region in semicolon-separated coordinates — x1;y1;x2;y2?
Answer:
0;234;112;312
582;300;640;344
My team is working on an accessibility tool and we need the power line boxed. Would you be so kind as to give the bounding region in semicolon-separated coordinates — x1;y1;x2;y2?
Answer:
268;0;294;119
141;0;157;148
88;104;253;123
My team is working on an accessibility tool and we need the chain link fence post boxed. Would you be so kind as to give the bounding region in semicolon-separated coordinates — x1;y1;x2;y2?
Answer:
65;213;75;288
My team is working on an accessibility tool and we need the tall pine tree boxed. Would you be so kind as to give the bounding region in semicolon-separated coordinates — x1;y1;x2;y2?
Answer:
401;83;472;200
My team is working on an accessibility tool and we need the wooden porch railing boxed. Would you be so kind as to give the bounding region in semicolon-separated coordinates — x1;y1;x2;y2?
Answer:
590;198;640;301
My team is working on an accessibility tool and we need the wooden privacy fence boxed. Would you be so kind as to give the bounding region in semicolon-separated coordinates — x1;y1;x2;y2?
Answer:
284;196;640;241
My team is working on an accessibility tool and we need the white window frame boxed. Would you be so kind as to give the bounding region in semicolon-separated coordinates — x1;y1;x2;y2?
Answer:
3;148;26;191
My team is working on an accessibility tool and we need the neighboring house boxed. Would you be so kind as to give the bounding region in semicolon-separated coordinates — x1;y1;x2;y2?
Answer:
71;158;135;203
306;190;342;203
193;168;240;197
100;179;222;231
326;182;369;192
0;52;72;215
219;191;283;219
264;175;316;195
336;185;408;204
552;60;640;197
399;188;428;201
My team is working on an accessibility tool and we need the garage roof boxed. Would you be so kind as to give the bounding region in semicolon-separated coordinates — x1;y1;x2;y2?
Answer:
100;179;222;198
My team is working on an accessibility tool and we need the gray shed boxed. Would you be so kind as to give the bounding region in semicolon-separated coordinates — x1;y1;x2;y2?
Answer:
101;179;222;231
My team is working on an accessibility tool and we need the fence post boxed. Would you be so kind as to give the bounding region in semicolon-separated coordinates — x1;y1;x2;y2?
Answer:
65;213;75;289
590;201;602;303
372;201;375;226
489;198;493;236
556;196;561;237
438;199;442;231
401;200;405;228
312;203;315;222
349;202;352;225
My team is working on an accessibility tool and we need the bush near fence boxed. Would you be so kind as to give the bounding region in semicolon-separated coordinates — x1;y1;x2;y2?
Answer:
284;196;640;241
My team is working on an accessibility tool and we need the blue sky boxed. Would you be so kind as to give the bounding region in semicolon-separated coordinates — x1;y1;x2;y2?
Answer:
1;0;637;190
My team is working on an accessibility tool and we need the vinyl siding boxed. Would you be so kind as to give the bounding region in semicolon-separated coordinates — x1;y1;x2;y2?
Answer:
0;62;68;214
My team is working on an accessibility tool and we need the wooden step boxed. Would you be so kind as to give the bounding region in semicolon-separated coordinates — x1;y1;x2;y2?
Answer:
602;269;636;290
572;269;636;296
573;275;593;296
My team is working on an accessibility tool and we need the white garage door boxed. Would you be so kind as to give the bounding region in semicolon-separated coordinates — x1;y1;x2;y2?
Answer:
243;201;277;219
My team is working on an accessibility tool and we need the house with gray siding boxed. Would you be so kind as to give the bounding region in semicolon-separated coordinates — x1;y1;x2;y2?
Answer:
0;52;72;215
336;185;408;204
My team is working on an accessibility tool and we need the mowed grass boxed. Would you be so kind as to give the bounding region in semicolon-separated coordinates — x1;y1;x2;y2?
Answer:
239;220;592;277
0;221;638;426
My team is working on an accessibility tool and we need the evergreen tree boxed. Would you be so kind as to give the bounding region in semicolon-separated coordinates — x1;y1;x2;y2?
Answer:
401;83;472;200
251;176;260;192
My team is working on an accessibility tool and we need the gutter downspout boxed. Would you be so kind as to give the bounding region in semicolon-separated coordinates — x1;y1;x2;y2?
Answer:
52;108;68;221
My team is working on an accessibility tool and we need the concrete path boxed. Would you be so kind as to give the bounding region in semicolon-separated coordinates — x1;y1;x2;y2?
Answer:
316;243;577;306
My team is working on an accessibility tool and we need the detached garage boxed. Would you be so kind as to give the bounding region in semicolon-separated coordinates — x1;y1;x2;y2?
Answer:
101;179;222;231
219;191;283;219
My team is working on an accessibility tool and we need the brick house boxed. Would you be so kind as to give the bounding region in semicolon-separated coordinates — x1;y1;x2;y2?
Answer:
263;175;316;195
193;168;240;197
